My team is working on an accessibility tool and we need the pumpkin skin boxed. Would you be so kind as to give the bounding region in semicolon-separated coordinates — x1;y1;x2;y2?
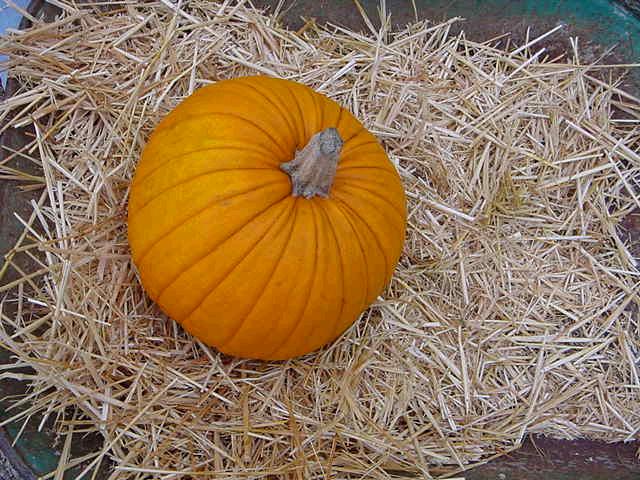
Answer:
127;76;406;360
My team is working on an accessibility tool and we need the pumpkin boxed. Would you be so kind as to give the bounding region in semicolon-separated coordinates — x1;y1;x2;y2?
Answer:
127;76;406;360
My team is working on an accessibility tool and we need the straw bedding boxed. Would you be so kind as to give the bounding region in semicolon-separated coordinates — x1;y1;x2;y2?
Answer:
1;1;639;478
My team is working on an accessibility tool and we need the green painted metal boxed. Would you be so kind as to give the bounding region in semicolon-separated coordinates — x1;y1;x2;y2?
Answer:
0;348;60;478
4;424;59;477
1;0;639;478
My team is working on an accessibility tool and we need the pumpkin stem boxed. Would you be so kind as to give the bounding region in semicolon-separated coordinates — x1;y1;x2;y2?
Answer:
280;128;343;199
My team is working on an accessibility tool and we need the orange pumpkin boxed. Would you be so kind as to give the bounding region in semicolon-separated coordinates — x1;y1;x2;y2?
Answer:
127;76;406;360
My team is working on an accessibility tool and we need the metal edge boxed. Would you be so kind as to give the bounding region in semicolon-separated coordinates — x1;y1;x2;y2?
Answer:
3;0;46;99
0;429;36;480
613;0;640;19
1;2;53;478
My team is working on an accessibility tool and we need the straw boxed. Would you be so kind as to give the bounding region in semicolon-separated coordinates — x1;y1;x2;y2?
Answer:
0;1;639;478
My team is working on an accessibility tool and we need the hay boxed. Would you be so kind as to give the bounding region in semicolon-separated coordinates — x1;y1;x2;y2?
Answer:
1;1;639;478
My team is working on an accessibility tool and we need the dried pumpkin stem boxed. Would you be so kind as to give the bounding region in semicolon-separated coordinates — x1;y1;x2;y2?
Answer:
280;128;343;199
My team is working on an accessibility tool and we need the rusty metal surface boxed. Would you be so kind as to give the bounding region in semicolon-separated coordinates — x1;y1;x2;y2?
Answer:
466;436;640;479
